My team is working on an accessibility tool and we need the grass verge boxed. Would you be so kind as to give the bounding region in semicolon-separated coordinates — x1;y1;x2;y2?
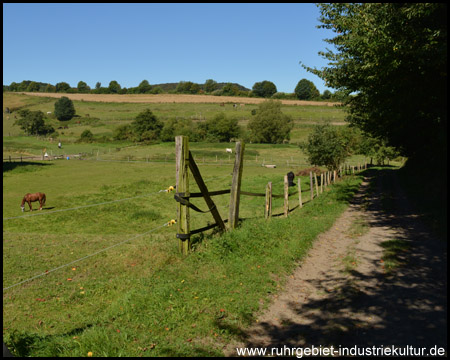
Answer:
3;171;364;356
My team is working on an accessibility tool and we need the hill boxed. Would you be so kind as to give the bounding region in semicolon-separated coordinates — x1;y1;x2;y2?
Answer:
153;82;251;92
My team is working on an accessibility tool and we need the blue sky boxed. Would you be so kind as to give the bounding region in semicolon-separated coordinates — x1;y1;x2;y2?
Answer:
3;3;336;94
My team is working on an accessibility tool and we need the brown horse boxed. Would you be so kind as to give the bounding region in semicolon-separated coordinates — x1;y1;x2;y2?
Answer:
21;192;46;212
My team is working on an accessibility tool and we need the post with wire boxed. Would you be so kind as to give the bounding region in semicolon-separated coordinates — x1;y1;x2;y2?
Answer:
229;141;245;230
175;136;190;254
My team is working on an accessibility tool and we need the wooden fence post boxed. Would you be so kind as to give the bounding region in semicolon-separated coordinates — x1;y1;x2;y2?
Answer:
314;173;319;197
284;175;289;217
298;178;303;208
265;182;272;219
320;173;323;194
229;141;245;230
175;136;190;255
188;151;226;231
310;171;314;201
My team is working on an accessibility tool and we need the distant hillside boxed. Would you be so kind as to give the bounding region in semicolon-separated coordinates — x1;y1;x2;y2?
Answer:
153;82;251;92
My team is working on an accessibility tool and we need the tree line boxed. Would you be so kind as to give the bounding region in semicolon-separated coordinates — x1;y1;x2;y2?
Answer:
4;78;337;101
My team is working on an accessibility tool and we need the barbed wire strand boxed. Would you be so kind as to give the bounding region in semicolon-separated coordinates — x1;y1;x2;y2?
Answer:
3;221;173;292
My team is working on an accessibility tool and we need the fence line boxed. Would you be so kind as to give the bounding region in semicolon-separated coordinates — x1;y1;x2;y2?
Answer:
3;221;174;292
174;136;368;254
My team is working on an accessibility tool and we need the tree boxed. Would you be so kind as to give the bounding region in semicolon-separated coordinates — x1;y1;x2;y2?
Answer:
294;79;320;100
80;129;94;142
55;82;71;93
44;84;56;93
54;96;76;121
14;110;54;136
202;113;240;142
252;81;277;98
247;100;293;144
204;79;218;93
113;124;133;140
108;80;121;94
138;80;152;94
301;124;350;170
77;81;90;93
26;81;40;92
95;82;101;90
131;109;164;141
321;89;332;100
302;3;447;161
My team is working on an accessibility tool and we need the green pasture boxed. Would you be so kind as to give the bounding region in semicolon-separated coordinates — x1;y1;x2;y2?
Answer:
3;152;366;356
3;92;346;143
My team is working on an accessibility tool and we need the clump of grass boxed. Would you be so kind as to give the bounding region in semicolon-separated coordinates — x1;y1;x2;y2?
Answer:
346;216;369;239
380;238;410;274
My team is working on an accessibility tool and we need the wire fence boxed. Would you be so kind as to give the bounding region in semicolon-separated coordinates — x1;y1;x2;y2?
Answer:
3;221;175;292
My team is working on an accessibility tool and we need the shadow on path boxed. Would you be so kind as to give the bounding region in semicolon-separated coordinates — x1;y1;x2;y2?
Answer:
229;169;447;354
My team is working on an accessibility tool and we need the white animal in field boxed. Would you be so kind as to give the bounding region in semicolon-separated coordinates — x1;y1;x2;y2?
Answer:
47;111;52;114
226;148;232;153
262;164;276;168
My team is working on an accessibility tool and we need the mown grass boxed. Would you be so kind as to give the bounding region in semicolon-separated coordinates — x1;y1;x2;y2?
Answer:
3;155;364;356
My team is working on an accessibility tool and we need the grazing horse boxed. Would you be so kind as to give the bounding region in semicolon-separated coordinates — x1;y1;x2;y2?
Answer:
21;192;46;212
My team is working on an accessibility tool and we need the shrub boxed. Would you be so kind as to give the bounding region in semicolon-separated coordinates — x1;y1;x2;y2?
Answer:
80;129;94;142
54;96;76;121
247;100;293;143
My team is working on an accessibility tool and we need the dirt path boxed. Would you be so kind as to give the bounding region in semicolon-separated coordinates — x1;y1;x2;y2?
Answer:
225;169;447;356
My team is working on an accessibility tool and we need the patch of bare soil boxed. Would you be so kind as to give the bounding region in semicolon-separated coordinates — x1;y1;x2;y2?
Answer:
224;169;447;356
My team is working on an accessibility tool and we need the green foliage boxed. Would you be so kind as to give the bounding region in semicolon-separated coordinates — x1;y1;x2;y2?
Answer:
77;81;90;93
14;110;54;136
252;80;277;98
138;80;152;94
112;124;133;141
359;136;400;165
54;96;76;121
79;129;94;143
160;118;197;142
301;124;352;170
201;113;240;142
247;100;293;144
55;82;71;93
321;90;332;100
221;83;240;96
294;79;320;100
108;80;121;94
175;81;200;94
303;3;447;160
204;79;218;93
131;108;164;141
26;81;40;92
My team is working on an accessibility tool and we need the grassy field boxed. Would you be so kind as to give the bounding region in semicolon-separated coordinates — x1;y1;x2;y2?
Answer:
3;92;346;144
3;92;370;356
3;149;366;356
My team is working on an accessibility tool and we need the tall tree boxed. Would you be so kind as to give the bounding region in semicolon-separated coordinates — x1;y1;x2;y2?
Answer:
204;79;218;93
138;80;152;93
302;3;447;160
77;81;90;93
54;96;76;121
294;79;320;100
252;80;277;98
55;82;71;93
108;80;121;94
247;100;293;144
